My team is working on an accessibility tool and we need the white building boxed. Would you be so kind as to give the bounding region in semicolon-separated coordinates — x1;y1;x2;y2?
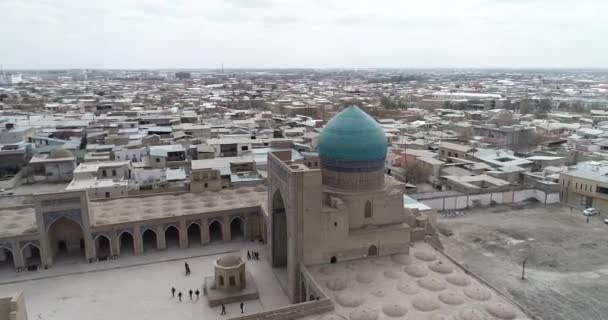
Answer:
0;73;22;86
113;145;148;163
66;161;131;198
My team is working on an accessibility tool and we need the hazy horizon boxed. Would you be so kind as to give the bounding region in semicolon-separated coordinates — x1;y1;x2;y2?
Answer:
1;0;606;70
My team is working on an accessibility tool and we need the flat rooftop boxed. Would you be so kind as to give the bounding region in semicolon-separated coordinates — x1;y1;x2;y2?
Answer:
0;207;37;237
89;186;268;226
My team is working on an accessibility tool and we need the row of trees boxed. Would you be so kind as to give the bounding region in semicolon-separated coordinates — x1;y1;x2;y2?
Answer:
380;95;408;109
518;99;552;117
558;101;586;113
518;99;607;116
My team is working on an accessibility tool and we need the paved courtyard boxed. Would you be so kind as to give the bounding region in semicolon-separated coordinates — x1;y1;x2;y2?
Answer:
0;241;290;320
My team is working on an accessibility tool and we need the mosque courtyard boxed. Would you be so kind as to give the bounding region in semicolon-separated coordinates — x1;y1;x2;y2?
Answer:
0;241;290;320
439;203;608;320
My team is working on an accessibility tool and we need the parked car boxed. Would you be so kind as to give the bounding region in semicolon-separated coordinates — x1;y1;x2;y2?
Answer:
604;218;608;224
583;208;599;216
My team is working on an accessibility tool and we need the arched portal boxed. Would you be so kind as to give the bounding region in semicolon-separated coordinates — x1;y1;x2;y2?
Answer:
164;226;180;249
209;220;223;242
48;217;85;261
0;247;14;271
95;235;111;259
230;217;244;240
367;244;378;256
187;223;202;247
22;244;41;270
142;229;157;252
272;190;287;267
119;232;135;256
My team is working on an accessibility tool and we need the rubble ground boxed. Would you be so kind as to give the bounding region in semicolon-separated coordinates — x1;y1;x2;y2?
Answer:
439;203;608;320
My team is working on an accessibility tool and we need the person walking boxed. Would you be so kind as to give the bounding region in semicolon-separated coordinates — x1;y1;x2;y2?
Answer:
171;287;176;297
247;251;251;260
189;289;193;300
178;292;182;302
240;302;244;313
195;289;200;300
221;304;226;315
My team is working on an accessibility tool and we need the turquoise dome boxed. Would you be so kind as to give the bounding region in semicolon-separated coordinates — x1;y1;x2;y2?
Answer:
319;106;387;164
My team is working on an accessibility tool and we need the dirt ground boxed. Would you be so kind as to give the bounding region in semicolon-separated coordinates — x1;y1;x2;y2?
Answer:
438;203;608;320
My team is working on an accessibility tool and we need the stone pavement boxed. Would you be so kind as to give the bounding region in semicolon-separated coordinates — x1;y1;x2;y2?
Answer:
0;241;290;320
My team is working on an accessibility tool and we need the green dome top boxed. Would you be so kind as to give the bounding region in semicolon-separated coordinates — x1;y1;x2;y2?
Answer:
319;106;387;162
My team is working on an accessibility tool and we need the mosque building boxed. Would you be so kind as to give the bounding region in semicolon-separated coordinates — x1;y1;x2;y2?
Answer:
0;106;531;320
267;105;427;302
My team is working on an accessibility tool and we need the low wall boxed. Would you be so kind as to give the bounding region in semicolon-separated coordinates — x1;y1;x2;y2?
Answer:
0;291;27;320
416;189;560;211
228;298;333;320
228;264;334;320
0;169;24;191
425;240;542;320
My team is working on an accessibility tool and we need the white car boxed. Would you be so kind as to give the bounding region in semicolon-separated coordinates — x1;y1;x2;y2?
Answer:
583;208;599;216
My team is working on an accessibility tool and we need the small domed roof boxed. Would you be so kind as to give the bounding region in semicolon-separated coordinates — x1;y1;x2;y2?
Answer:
216;255;243;267
48;148;73;159
319;106;387;162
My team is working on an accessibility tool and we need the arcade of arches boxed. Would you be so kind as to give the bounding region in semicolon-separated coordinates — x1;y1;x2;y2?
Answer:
1;210;260;272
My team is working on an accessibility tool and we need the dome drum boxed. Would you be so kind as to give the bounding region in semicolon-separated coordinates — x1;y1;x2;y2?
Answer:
323;168;385;191
320;157;385;173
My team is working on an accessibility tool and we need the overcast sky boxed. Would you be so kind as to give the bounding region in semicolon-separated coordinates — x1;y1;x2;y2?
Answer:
0;0;606;69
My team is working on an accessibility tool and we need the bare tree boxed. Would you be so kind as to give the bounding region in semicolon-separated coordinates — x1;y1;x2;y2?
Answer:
403;162;430;184
459;129;473;142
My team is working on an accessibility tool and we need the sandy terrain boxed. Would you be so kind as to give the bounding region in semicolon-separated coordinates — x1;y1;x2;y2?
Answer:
439;203;608;320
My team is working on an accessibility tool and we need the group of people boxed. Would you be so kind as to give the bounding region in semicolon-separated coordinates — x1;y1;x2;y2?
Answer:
171;286;246;315
170;256;251;315
246;250;260;260
171;287;200;302
220;302;245;315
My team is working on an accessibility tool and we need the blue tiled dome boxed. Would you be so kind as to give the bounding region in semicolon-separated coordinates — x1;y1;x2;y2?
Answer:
319;106;387;171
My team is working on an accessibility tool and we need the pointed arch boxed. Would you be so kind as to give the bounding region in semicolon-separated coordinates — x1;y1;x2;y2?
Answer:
94;234;112;259
142;229;158;252
118;231;135;256
271;189;287;267
48;216;85;260
164;225;180;248
21;243;41;270
209;220;223;242
367;244;378;256
0;246;14;271
187;223;202;247
230;216;245;240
